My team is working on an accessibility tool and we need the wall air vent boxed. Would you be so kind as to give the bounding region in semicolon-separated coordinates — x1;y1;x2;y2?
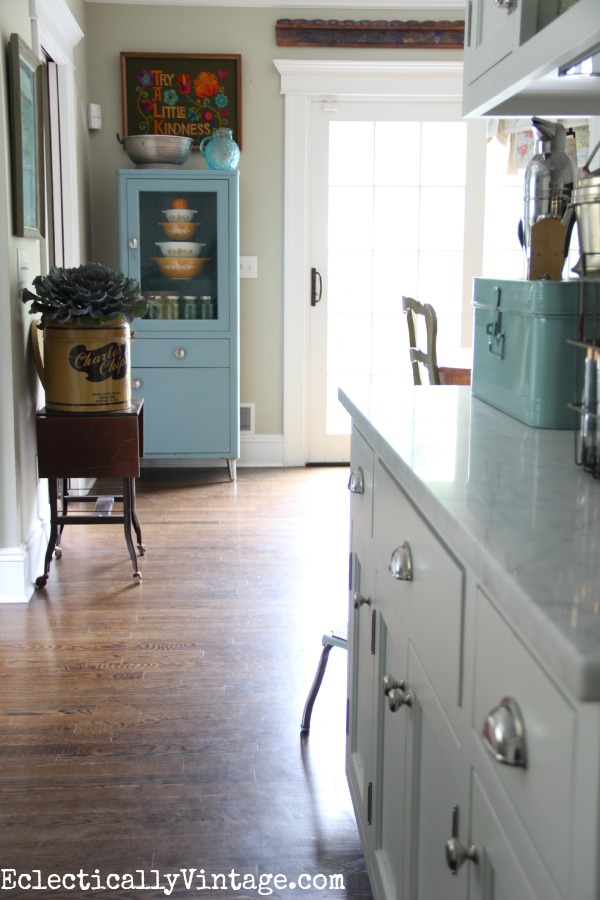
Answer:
240;403;255;435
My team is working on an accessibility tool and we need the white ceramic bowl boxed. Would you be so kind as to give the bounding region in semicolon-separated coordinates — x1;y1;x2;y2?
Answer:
155;242;206;258
162;208;197;223
152;257;210;279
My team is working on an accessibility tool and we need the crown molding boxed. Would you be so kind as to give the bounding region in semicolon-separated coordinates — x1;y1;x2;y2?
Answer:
85;0;465;9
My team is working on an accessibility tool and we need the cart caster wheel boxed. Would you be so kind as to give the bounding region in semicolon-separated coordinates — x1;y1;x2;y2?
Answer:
133;571;142;584
54;547;63;559
35;575;48;589
137;543;146;556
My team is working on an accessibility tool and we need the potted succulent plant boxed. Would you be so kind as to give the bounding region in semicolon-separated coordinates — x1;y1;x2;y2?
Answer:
22;263;148;413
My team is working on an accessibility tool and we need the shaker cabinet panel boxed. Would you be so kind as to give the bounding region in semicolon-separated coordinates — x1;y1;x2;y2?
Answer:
131;368;231;456
374;460;465;713
118;169;239;466
465;0;516;85
473;590;575;896
470;771;538;900
349;424;375;542
347;547;377;847
371;612;411;900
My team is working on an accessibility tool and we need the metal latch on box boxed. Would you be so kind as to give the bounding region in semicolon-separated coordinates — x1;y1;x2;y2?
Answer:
486;286;505;359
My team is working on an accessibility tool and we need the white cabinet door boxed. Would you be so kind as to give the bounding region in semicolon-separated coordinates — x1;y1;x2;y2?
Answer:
347;546;377;847
371;610;411;900
405;644;468;900
369;591;468;900
465;0;517;85
470;771;538;900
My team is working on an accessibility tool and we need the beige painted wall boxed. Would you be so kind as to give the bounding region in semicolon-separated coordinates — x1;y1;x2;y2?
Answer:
85;3;463;435
0;0;88;600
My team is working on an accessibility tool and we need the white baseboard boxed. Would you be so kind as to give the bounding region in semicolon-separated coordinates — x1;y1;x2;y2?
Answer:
0;518;48;603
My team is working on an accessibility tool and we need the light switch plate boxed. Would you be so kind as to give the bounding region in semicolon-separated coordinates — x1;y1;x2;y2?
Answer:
240;256;257;278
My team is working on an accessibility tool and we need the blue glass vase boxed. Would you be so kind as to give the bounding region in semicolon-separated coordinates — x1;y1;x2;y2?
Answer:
199;128;240;170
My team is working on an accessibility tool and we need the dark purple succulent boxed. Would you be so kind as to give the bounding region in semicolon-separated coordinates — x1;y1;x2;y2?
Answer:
22;263;146;327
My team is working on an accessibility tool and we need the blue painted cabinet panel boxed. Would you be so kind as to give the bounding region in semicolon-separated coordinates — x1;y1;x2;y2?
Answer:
117;170;240;463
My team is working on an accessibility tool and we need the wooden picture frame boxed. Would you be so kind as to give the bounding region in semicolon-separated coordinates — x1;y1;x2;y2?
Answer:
120;52;242;150
8;33;45;238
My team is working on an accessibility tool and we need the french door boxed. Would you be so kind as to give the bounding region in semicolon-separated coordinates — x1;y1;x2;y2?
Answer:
306;99;483;464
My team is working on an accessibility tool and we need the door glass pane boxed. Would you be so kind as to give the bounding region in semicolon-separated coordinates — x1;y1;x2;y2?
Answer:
138;189;218;321
325;119;468;434
329;122;374;186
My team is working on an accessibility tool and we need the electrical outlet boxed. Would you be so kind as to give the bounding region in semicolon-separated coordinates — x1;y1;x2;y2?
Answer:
240;256;258;278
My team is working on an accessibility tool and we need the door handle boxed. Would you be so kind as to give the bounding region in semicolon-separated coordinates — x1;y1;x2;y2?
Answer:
311;268;322;307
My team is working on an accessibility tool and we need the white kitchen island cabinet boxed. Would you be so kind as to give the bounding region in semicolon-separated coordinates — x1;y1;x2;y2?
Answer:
341;384;600;900
463;0;600;117
117;169;239;476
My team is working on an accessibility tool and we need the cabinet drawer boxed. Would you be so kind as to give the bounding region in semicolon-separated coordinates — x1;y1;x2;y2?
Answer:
473;590;574;896
374;460;464;709
349;426;374;540
132;338;229;368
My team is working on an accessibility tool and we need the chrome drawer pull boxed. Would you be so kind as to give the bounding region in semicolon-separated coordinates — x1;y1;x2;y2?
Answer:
382;674;412;712
174;348;186;359
389;542;413;581
446;805;478;874
348;467;364;494
482;696;527;768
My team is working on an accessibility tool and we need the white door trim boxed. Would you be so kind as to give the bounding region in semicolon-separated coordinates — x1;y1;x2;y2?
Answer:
274;59;464;466
31;0;84;267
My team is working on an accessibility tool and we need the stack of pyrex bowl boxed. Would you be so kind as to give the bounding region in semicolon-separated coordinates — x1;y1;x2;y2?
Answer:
153;198;209;281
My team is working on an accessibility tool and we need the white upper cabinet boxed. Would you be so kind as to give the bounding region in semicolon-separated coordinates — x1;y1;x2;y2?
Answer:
463;0;600;117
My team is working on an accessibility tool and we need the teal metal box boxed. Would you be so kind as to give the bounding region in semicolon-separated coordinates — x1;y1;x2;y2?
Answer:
472;278;593;429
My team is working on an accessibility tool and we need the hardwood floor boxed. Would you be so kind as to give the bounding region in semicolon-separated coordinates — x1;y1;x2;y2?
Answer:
0;466;372;900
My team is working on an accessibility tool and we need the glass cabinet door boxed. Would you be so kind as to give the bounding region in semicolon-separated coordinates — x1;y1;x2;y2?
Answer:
123;176;231;329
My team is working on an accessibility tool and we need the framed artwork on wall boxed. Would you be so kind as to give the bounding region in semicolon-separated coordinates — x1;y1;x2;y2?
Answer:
8;33;45;239
120;52;242;150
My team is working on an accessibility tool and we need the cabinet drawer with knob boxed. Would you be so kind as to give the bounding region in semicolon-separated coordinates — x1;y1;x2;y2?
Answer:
374;459;465;711
348;425;374;541
473;589;575;896
132;338;229;368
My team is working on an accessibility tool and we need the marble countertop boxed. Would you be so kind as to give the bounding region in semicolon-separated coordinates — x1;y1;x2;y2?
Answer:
339;384;600;701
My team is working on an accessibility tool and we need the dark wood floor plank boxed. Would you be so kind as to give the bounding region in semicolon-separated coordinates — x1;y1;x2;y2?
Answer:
0;467;372;899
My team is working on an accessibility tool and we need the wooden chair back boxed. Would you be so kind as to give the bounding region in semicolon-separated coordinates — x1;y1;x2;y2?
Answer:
402;295;440;386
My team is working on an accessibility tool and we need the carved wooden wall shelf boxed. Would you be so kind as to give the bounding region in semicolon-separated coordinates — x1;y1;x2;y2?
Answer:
275;19;465;49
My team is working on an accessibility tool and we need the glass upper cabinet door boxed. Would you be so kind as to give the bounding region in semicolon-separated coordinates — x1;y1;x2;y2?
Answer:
534;0;581;36
122;175;230;329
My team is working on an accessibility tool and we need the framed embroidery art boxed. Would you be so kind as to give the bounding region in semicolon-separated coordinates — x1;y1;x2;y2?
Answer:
8;33;45;238
120;52;242;149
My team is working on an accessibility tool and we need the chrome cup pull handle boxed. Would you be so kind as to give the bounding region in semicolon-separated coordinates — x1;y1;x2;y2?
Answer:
389;542;413;581
348;467;364;494
482;696;527;768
